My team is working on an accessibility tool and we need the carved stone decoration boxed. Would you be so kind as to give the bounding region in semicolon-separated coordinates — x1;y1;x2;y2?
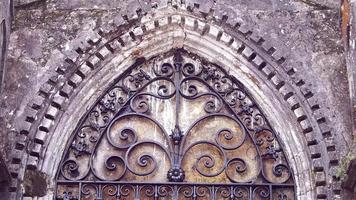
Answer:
55;50;295;199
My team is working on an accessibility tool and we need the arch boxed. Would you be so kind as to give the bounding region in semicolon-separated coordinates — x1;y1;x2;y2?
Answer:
55;50;295;199
7;5;341;200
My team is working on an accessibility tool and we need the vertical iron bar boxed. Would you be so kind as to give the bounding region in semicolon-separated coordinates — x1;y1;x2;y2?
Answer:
135;185;140;200
116;184;120;200
211;186;215;200
154;185;158;200
173;50;183;167
230;186;234;200
79;182;82;200
249;186;252;200
193;185;197;200
173;185;178;200
173;50;183;127
98;184;102;200
54;182;58;200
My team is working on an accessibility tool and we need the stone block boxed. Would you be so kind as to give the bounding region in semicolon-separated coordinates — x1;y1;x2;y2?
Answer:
39;83;53;97
19;121;32;135
316;185;327;199
280;62;296;75
306;96;320;110
15;134;27;150
299;119;313;134
305;131;318;145
24;107;38;123
313;109;326;123
30;95;45;110
300;85;313;99
77;64;92;77
279;84;293;97
34;130;47;145
65;50;80;64
315;171;326;186
187;0;214;14
327;151;339;165
52;93;67;109
30;143;42;157
220;32;232;45
231;40;243;52
293;107;307;121
249;33;263;44
312;158;325;172
26;156;39;170
271;50;285;63
8;179;18;192
39;118;53;132
318;122;331;138
132;26;144;37
261;64;274;78
251;55;264;67
270;74;284;89
207;25;221;39
68;73;83;88
158;17;169;27
56;61;72;74
11;149;23;164
8;163;20;178
241;46;254;59
59;83;74;98
309;144;321;158
87;54;102;68
237;24;252;36
45;105;59;120
261;40;275;54
185;16;195;30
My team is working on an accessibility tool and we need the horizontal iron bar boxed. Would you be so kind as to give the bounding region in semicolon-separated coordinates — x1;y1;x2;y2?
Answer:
56;180;294;187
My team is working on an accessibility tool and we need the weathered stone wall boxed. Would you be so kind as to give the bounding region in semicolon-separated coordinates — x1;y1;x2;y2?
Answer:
343;0;356;198
0;0;355;199
0;0;12;91
0;0;13;198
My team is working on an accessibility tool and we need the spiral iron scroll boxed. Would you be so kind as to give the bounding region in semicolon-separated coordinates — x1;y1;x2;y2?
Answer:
56;50;295;200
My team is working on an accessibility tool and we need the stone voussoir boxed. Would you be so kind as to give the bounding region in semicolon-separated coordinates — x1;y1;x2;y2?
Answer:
6;4;343;199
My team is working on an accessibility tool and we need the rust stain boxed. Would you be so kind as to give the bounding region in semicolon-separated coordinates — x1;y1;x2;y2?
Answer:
341;0;351;43
248;73;261;87
131;48;142;57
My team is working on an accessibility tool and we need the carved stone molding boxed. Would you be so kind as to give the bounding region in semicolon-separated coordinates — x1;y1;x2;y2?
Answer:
6;2;345;199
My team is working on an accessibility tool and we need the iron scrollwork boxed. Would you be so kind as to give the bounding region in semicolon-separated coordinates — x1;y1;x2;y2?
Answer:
56;49;295;199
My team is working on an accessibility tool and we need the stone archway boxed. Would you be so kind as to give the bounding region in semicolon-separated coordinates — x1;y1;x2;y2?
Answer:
6;4;345;200
55;49;297;199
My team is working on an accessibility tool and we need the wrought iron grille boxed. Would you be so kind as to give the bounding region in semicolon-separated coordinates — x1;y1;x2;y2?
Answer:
56;49;295;200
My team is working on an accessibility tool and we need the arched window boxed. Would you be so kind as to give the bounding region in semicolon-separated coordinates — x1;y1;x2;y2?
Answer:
55;50;295;199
